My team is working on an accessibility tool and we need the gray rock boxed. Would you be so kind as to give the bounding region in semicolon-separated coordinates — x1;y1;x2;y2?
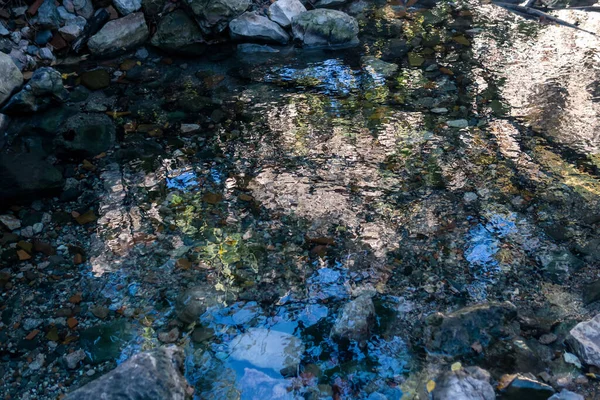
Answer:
59;17;87;41
0;152;63;205
64;0;94;19
432;366;495;400
150;10;205;55
56;113;116;158
539;249;584;282
0;113;9;134
113;0;142;16
330;294;375;342
188;0;250;34
2;67;67;114
548;389;585;400
269;0;306;28
568;313;600;368
0;21;9;36
38;47;55;61
230;12;290;44
447;119;469;128
291;9;359;47
65;347;189;400
361;56;398;79
229;328;305;373
424;302;518;356
176;285;231;323
500;374;554;399
314;0;348;7
88;12;149;56
33;0;61;29
57;6;77;22
0;52;23;107
65;349;86;369
237;368;294;399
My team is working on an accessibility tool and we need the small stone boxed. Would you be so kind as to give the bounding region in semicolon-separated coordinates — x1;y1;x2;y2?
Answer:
431;107;448;114
181;123;200;133
463;192;478;203
500;374;555;399
113;0;142;16
69;293;83;304
91;305;109;319
80;69;110;90
29;353;45;370
269;0;306;28
539;333;557;345
17;249;32;260
330;294;375;342
86;369;96;376
432;366;495;400
67;317;79;329
158;327;179;343
408;52;425;67
25;329;40;340
453;35;471;46
75;210;97;225
0;214;21;230
447;119;469;128
548;389;585;400
23;318;43;330
65;349;86;369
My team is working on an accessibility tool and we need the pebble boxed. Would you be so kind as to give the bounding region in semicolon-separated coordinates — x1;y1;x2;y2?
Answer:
29;354;45;371
539;333;557;344
135;47;149;59
447;119;469;128
431;107;448;114
181;123;200;133
0;214;21;230
463;192;478;203
65;349;86;369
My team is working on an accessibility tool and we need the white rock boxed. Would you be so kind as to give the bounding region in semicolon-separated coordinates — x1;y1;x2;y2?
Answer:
181;124;200;133
548;389;585;400
65;349;86;369
269;0;306;28
431;107;448;114
0;214;21;230
29;354;45;371
569;314;600;368
23;318;43;330
229;328;304;372
88;13;149;55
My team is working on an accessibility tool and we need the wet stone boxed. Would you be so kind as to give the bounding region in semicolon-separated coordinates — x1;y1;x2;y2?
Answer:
548;389;585;400
80;69;110;90
568;313;600;368
500;374;555;400
432;366;495;400
79;320;133;364
330;294;375;343
64;349;86;369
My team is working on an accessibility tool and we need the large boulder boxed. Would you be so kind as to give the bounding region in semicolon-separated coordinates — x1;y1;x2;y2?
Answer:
0;52;23;107
291;9;358;47
0;152;63;205
187;0;250;34
568;313;600;368
330;294;375;342
56;113;116;158
65;347;191;400
88;12;149;56
424;302;518;357
2;67;67;114
432;366;496;400
269;0;306;28
229;12;290;44
151;10;206;55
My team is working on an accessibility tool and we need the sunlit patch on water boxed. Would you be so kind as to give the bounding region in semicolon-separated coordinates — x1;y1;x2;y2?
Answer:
166;169;198;191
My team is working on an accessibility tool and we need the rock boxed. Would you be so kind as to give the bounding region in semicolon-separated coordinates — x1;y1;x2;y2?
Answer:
583;279;600;305
181;123;201;133
33;0;61;29
0;153;63;205
408;52;425;67
237;43;280;53
2;67;67;114
538;333;557;345
35;30;53;45
314;0;347;7
176;285;232;323
539;250;584;282
158;327;180;343
500;374;555;399
59;17;87;41
269;0;306;28
65;347;189;400
0;22;8;36
113;0;142;16
432;366;495;400
0;214;21;231
80;69;111;90
237;368;294;399
63;0;94;19
150;10;206;55
65;349;86;369
188;0;251;34
361;56;398;79
56;113;116;158
330;294;375;342
548;389;585;400
424;302;518;356
229;329;305;373
568;313;600;368
0;52;23;107
39;47;55;61
291;9;359;47
230;12;289;44
447;119;469;128
88;13;149;56
90;305;109;319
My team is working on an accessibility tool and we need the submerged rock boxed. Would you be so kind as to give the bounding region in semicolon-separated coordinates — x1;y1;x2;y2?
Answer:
88;12;149;56
230;12;290;44
65;347;190;400
361;56;398;79
2;67;67;114
330;294;375;342
176;285;230;323
151;10;206;55
548;389;585;400
188;0;250;34
56;113;116;158
499;374;554;399
237;368;294;399
269;0;306;28
568;313;600;368
424;302;518;356
229;328;305;373
432;366;495;400
0;153;63;205
0;52;23;107
291;9;358;47
79;320;133;364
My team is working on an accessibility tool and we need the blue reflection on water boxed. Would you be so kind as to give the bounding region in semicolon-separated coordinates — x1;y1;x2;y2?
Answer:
166;170;197;191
